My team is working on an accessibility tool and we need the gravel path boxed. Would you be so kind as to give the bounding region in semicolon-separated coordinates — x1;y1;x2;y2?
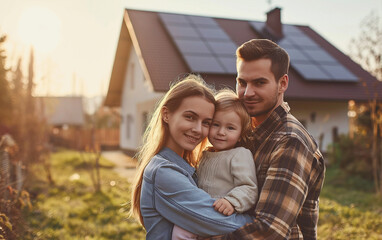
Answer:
101;151;138;183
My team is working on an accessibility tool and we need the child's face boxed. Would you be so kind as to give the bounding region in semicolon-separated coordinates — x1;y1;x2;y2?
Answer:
208;110;242;151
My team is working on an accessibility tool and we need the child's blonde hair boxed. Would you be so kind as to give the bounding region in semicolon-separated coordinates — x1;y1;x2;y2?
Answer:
129;74;216;226
214;89;252;145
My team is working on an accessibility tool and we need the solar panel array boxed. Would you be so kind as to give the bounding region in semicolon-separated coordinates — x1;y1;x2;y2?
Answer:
250;21;358;82
159;13;237;74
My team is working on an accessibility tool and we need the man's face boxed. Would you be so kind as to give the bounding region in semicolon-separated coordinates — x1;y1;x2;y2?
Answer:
236;58;287;124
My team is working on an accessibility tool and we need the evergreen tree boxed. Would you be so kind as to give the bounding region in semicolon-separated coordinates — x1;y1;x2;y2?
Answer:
11;58;25;144
0;34;12;127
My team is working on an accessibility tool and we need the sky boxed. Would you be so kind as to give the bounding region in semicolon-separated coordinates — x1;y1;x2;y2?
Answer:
0;0;381;98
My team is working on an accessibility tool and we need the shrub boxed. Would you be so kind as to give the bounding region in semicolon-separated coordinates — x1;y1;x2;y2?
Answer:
328;134;373;180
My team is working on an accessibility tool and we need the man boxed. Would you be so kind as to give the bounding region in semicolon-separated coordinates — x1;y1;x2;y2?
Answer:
209;39;326;239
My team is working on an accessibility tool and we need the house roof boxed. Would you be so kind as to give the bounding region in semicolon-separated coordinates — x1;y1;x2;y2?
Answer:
105;8;382;107
36;96;85;126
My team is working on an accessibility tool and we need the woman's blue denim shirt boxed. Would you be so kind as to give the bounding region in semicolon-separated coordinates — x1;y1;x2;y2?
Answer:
140;147;252;240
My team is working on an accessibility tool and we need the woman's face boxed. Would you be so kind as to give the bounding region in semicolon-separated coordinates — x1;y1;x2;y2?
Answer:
163;95;215;157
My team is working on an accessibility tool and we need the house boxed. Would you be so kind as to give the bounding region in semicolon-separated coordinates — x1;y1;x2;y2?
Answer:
36;96;85;149
104;7;382;155
36;96;85;127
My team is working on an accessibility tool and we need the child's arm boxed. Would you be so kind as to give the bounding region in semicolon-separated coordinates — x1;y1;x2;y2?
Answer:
224;147;258;213
213;198;234;216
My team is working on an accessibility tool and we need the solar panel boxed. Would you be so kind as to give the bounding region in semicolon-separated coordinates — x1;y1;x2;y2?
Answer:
188;15;218;27
198;28;230;41
287;35;319;48
159;13;189;25
293;62;332;81
159;13;238;74
166;25;198;39
282;48;310;62
249;21;359;82
283;24;303;34
303;48;337;63
183;55;225;73
173;39;211;55
278;38;295;48
320;64;358;81
219;57;237;73
206;41;237;56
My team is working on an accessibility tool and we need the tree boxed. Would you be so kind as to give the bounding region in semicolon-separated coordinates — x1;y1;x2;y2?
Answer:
349;11;382;195
10;58;25;144
350;11;382;81
0;34;13;127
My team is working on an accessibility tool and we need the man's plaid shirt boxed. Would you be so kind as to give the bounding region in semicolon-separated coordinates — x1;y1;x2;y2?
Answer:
207;102;326;240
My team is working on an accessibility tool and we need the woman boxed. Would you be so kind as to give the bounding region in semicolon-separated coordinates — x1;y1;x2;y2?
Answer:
130;75;252;239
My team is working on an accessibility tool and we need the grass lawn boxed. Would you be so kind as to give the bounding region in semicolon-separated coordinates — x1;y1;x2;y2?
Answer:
318;166;382;240
20;150;382;239
21;149;145;240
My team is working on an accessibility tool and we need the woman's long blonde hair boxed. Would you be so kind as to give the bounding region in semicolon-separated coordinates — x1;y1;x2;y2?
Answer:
129;74;216;226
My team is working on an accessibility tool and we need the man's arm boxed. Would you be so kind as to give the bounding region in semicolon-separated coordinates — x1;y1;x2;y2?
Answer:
202;136;315;239
231;136;314;239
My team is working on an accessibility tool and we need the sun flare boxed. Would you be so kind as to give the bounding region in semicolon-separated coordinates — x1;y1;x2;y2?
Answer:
17;6;61;54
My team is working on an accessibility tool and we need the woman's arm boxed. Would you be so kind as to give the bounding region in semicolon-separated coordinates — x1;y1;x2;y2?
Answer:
153;164;252;237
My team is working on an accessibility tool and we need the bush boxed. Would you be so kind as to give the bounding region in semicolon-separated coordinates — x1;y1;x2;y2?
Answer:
0;187;32;240
328;134;373;180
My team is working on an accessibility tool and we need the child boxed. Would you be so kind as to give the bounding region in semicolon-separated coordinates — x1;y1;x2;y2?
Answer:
172;89;258;240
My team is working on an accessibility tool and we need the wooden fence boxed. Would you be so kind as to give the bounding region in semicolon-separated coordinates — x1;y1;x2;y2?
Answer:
50;128;120;150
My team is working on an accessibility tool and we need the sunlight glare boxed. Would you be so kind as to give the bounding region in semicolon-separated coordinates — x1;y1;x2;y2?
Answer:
17;6;61;54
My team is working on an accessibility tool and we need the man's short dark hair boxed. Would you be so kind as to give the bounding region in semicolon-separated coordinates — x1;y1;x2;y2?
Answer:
236;39;290;81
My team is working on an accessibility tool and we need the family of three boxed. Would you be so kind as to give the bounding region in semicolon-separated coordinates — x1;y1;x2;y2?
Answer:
129;39;326;240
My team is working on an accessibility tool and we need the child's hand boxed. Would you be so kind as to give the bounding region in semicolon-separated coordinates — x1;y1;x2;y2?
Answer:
213;198;234;216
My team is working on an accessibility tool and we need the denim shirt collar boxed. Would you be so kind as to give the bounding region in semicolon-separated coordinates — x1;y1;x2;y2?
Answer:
158;147;196;177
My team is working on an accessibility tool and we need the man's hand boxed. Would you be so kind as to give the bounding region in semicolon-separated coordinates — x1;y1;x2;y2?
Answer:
213;198;234;216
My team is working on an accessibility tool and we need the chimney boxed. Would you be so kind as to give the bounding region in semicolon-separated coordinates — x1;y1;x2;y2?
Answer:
266;7;283;38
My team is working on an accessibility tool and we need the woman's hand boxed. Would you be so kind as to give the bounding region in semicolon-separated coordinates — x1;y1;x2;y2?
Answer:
213;198;234;216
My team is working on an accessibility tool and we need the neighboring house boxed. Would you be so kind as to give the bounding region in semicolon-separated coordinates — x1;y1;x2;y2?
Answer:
36;96;85;149
36;96;85;127
105;7;382;154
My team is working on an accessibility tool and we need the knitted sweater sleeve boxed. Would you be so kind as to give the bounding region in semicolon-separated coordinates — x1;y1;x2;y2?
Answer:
224;147;258;213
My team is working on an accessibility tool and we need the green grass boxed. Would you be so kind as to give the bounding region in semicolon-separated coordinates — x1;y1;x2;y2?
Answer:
20;150;382;239
318;166;382;240
21;149;145;240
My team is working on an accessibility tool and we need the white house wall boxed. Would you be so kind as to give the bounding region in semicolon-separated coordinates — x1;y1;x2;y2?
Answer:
287;100;349;152
120;47;163;151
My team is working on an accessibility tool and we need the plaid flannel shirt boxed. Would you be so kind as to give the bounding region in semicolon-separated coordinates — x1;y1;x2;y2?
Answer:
203;102;326;240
